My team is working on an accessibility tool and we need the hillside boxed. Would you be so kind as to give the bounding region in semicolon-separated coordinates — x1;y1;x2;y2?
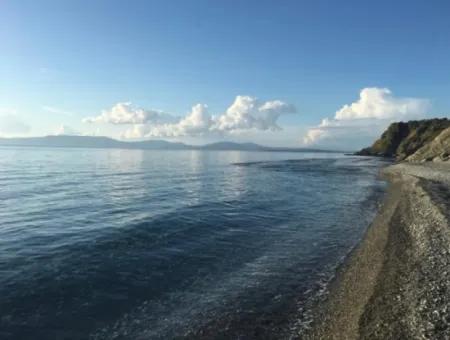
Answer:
356;118;450;161
0;135;189;150
407;127;450;162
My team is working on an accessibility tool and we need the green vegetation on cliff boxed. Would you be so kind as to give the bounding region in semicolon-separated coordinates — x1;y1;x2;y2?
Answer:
357;118;450;161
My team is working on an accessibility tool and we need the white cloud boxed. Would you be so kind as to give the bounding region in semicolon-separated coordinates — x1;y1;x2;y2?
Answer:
335;87;429;120
121;104;213;138
85;96;296;139
83;102;175;125
303;87;429;147
303;127;329;145
121;124;148;139
214;96;295;132
54;124;80;136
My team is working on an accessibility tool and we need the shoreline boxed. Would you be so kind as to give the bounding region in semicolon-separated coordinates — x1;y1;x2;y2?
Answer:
304;162;450;339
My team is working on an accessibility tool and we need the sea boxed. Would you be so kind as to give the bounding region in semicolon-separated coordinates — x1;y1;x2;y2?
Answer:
0;147;388;339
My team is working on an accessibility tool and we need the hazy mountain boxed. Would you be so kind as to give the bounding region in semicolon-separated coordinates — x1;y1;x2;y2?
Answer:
0;135;338;153
0;135;189;150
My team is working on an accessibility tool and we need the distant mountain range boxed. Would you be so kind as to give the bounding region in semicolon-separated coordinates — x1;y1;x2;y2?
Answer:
0;135;338;153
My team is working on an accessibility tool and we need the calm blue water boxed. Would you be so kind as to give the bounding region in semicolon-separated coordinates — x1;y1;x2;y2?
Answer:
0;148;387;339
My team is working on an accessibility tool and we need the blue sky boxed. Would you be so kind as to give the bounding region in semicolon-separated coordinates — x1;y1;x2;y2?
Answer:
1;0;449;148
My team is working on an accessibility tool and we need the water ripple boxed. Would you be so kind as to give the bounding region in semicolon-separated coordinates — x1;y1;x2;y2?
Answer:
0;149;387;339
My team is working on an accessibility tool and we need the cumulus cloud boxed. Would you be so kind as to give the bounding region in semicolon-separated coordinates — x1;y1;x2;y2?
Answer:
121;104;213;138
303;87;429;146
54;124;81;136
85;96;296;139
303;127;330;145
214;96;295;132
83;102;175;125
335;87;429;120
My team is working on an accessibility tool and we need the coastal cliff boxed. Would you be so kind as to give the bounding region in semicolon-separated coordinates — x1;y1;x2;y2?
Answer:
356;118;450;161
407;127;450;162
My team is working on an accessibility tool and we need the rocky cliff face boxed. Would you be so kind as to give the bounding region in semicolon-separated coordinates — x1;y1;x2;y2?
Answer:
356;118;450;161
407;127;450;162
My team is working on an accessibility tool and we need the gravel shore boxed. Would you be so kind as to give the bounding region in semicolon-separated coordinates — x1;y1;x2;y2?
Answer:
305;162;450;339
